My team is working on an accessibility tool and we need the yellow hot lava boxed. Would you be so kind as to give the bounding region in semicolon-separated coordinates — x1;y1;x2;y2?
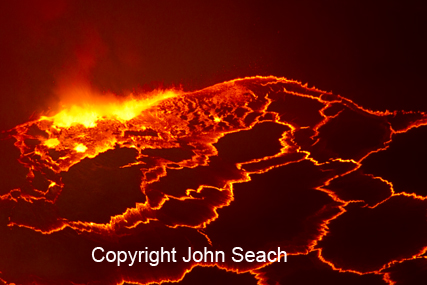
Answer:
74;144;88;153
43;138;60;148
39;89;180;128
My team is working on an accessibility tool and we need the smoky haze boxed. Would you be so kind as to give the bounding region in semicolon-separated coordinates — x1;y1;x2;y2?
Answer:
0;0;425;131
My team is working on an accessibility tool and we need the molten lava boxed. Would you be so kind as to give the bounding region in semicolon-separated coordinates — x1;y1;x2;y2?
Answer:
1;76;426;284
41;89;180;128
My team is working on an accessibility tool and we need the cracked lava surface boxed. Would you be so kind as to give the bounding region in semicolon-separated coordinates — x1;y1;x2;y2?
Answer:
1;76;427;284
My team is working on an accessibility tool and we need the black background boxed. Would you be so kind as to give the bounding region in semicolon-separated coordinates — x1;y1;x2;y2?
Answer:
0;0;425;131
0;1;426;284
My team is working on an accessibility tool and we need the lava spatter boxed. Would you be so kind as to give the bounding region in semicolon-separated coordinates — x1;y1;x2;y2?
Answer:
1;76;427;284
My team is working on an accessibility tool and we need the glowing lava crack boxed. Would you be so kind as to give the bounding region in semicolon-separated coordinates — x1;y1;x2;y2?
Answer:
1;76;427;285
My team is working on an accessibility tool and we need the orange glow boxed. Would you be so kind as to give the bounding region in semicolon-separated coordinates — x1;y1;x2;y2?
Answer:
39;88;180;128
43;137;60;148
74;143;88;153
3;76;427;285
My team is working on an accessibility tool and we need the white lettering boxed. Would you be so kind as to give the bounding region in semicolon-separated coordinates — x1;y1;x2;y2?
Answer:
117;251;127;266
232;247;244;262
267;251;276;262
106;251;116;262
128;251;138;266
183;247;192;262
92;247;104;262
